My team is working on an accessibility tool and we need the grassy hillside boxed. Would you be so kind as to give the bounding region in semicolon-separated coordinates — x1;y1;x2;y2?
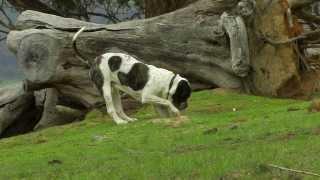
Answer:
0;90;320;179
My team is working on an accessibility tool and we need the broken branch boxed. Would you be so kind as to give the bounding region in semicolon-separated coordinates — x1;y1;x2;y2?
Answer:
262;28;320;45
267;164;320;177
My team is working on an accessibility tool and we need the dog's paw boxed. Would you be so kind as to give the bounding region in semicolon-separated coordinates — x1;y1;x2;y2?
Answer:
115;119;128;125
173;109;181;117
170;106;180;116
127;117;138;122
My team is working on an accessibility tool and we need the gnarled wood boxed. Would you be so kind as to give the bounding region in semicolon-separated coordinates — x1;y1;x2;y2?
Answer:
34;88;85;130
3;0;319;138
7;0;314;101
7;1;250;108
221;12;250;77
0;85;41;137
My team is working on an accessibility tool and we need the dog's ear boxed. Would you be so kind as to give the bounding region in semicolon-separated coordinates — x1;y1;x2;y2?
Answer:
173;80;191;102
108;56;122;72
178;80;191;100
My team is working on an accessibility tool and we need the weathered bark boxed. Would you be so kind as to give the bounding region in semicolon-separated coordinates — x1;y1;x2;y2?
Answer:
4;0;307;102
249;0;301;97
34;88;58;130
0;85;41;138
0;85;88;137
8;0;315;99
34;88;85;130
3;0;319;137
7;1;251;108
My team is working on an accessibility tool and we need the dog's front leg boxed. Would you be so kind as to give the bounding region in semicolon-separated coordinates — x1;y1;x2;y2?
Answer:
111;87;137;122
142;95;180;117
102;83;127;124
154;105;171;118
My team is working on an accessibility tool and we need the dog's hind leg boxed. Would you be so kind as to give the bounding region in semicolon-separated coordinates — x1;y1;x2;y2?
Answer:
111;86;137;122
102;82;127;124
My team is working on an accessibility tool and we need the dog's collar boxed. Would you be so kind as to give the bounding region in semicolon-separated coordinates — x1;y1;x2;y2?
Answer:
166;74;178;99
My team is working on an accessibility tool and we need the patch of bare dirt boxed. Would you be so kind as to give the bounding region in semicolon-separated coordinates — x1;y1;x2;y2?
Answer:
172;144;209;154
211;88;242;95
219;170;247;180
296;70;320;100
308;99;320;112
203;127;218;135
278;132;296;141
287;107;301;112
312;127;320;135
232;117;248;123
151;115;190;128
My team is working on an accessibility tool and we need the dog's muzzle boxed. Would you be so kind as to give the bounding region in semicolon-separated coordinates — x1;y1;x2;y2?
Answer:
179;102;188;110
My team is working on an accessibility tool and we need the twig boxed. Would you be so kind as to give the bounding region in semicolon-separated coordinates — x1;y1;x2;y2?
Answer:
296;8;320;25
301;44;320;48
293;42;310;71
261;29;320;45
0;36;6;42
0;8;14;28
267;164;320;177
0;19;10;29
305;38;320;44
0;29;8;34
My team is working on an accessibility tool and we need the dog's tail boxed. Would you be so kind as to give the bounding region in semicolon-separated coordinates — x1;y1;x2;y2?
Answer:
72;27;90;67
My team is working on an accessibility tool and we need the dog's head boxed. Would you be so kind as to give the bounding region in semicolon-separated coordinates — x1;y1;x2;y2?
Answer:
171;77;191;111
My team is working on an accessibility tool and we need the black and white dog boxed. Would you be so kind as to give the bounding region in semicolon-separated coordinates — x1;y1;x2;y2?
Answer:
72;27;191;124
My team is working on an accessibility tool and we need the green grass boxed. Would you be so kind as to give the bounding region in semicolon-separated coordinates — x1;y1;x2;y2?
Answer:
1;90;320;179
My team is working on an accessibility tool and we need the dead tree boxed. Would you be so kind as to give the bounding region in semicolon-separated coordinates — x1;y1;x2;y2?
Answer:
1;0;319;136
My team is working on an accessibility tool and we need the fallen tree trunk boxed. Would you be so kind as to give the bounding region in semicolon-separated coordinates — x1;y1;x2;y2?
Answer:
9;9;244;89
0;85;86;138
7;2;247;109
0;85;41;137
3;0;319;137
8;0;316;101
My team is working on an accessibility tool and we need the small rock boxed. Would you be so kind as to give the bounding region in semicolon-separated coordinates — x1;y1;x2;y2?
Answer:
229;124;239;130
92;135;108;142
287;107;300;112
309;99;320;112
48;159;62;165
203;128;218;135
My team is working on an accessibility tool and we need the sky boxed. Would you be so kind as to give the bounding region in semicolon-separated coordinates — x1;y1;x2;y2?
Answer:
0;4;21;81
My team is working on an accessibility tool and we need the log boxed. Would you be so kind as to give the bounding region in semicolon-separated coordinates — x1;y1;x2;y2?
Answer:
0;85;88;137
6;0;318;104
221;12;250;77
7;1;253;103
1;0;319;137
0;85;41;138
34;88;85;130
8;9;244;89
